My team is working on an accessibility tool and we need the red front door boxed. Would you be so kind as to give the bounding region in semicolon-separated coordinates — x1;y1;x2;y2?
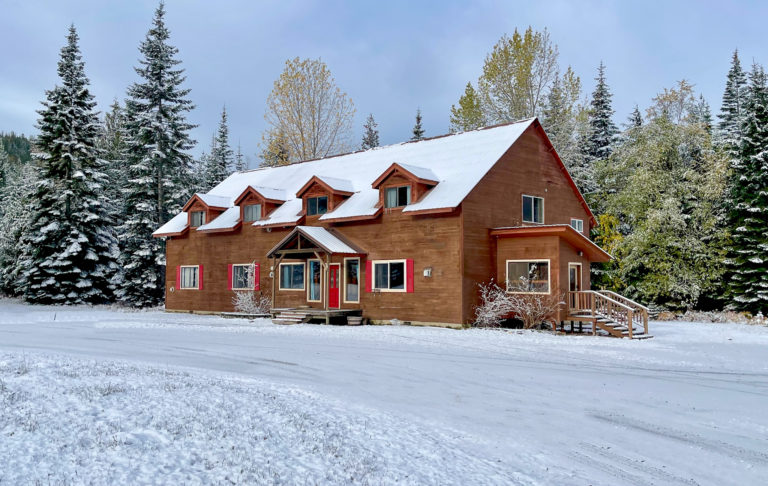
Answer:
328;264;340;309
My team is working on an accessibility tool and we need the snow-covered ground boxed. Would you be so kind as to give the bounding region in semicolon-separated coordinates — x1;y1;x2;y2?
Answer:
0;300;767;485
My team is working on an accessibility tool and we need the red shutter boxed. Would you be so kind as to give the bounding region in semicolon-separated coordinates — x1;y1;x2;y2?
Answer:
198;265;203;290
254;264;261;291
406;259;414;293
365;260;372;292
176;266;181;289
227;264;233;290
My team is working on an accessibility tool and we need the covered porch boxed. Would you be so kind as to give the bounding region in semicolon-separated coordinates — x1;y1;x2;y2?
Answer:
266;226;365;323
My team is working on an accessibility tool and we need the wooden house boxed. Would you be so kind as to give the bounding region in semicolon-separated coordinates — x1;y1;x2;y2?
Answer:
154;118;649;338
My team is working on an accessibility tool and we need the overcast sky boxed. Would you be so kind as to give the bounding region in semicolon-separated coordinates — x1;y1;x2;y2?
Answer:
1;0;766;167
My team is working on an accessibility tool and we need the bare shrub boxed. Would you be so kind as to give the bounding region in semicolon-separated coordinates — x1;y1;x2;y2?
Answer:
232;291;272;315
474;279;564;330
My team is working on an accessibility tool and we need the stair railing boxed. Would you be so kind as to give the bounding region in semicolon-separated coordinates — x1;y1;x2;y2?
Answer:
597;290;649;335
567;291;636;338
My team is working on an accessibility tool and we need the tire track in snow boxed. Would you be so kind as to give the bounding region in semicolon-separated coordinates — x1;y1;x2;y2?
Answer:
579;441;701;485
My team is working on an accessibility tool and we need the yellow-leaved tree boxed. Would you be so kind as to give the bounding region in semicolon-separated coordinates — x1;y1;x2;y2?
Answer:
261;57;355;165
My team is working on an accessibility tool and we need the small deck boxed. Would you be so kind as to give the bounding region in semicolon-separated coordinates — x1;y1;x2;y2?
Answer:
270;307;363;325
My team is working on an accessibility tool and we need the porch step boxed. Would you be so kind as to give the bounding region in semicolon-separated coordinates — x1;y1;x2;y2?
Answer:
272;311;310;325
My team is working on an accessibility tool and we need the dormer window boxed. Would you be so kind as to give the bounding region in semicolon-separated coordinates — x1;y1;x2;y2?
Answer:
190;211;206;227
243;204;262;222
307;196;328;216
385;186;411;208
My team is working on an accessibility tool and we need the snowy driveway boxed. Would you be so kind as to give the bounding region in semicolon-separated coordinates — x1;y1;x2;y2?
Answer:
1;300;767;485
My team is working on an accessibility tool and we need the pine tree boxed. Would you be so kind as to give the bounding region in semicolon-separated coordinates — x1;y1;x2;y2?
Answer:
234;142;246;172
450;82;486;132
361;113;380;149
201;107;233;189
627;105;643;128
15;26;117;304
0;162;36;295
584;61;618;161
98;100;128;219
691;94;713;133
119;2;196;307
411;109;425;141
718;49;748;149
541;67;583;173
725;63;768;313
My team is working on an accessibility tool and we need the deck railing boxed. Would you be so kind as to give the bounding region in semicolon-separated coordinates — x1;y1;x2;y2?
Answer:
567;290;642;338
597;290;649;335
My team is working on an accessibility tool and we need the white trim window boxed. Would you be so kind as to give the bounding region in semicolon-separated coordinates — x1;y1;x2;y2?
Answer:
279;262;305;290
243;204;262;222
344;257;360;303
506;259;550;294
570;218;584;233
307;259;322;302
373;259;406;292
522;195;544;224
232;263;255;290
190;211;206;227
180;266;200;289
384;185;411;208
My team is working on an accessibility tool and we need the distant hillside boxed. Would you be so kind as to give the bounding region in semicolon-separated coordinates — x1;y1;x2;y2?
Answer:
1;132;32;165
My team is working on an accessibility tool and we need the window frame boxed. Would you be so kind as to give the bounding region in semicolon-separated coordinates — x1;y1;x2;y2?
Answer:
522;194;544;224
570;218;584;233
278;262;306;291
243;203;262;222
372;259;407;293
190;211;206;227
307;259;323;302
384;185;412;208
306;196;329;216
505;259;551;295
343;257;361;303
231;263;256;290
179;265;200;290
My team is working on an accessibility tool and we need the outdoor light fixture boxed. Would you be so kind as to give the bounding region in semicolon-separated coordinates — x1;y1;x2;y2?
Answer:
423;267;433;277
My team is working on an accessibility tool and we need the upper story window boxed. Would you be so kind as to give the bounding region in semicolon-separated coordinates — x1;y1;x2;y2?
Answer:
190;211;206;227
570;218;584;233
243;204;262;222
385;186;411;208
522;195;544;224
307;196;328;216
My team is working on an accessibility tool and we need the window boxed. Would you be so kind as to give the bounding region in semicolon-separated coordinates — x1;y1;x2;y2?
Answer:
570;218;584;233
232;264;255;290
522;195;544;224
180;266;199;289
308;260;322;301
279;263;305;290
190;211;205;227
384;186;411;208
373;260;405;291
243;204;262;222
506;260;550;294
344;258;360;303
307;196;328;216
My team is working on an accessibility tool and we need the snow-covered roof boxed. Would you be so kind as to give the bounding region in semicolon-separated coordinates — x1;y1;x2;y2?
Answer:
247;185;288;202
394;163;438;182
162;119;536;232
197;207;240;232
197;193;231;208
153;212;188;236
267;226;363;256
314;175;355;194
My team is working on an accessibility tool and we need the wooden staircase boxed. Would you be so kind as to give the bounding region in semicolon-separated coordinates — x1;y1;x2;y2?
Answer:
272;310;310;325
566;290;652;339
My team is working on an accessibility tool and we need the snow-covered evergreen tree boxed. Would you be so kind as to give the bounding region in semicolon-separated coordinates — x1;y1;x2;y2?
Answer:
119;2;196;307
411;109;425;141
584;62;618;161
541;67;584;177
0;162;36;295
691;95;713;133
724;63;768;312
234;142;246;172
98;100;128;220
361;113;379;149
200;107;233;190
15;26;118;304
627;105;643;128
718;50;748;150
